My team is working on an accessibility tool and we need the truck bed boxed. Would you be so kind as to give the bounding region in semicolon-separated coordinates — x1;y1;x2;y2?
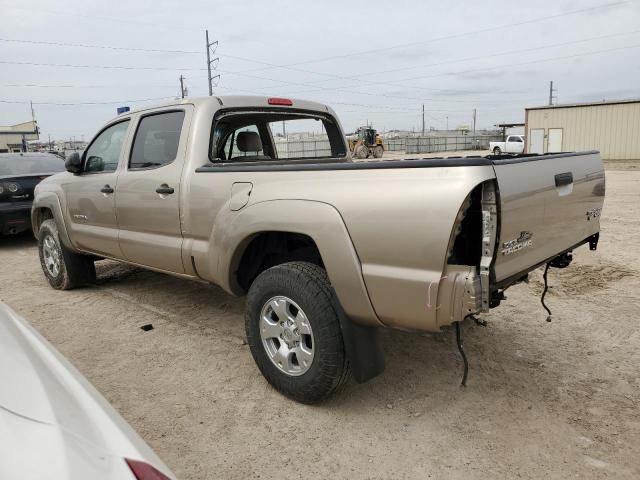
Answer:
196;151;599;172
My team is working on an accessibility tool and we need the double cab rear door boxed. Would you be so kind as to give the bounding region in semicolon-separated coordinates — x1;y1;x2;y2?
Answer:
64;106;193;273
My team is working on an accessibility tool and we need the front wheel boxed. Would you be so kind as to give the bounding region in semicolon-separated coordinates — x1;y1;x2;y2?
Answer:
353;144;369;159
38;219;96;290
373;145;384;158
245;262;350;403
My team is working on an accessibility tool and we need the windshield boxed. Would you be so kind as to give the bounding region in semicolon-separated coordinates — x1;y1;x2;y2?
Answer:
0;154;66;177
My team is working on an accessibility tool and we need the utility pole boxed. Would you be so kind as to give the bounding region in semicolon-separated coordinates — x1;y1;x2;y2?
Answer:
472;108;477;134
421;104;425;136
548;81;557;105
205;30;220;96
446;116;449;131
282;121;286;137
179;75;188;98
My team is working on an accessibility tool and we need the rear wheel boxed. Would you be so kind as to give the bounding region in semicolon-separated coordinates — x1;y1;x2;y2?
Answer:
38;219;96;290
493;147;502;155
245;262;350;403
373;145;384;158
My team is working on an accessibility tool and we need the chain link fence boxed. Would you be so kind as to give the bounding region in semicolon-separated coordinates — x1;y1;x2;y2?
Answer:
273;134;502;158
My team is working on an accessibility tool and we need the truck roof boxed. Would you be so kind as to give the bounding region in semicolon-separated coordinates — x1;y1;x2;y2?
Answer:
127;95;333;115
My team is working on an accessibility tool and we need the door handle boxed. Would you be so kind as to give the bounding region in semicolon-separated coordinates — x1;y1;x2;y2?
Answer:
100;185;114;194
155;184;175;195
555;172;573;187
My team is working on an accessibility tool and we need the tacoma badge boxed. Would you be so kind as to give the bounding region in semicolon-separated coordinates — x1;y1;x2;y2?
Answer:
501;231;533;256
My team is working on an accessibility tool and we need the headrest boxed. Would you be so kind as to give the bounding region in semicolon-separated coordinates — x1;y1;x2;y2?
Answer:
236;131;262;152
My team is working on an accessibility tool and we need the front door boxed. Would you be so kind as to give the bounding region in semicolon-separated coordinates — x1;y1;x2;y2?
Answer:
64;119;131;258
115;108;190;273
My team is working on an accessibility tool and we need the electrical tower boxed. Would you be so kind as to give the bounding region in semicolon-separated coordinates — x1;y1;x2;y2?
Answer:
548;81;557;105
205;30;220;96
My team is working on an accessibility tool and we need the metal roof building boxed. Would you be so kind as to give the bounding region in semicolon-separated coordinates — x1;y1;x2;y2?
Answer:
524;98;640;160
0;120;39;153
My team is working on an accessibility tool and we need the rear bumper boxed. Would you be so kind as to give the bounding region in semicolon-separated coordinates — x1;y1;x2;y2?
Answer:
0;201;32;235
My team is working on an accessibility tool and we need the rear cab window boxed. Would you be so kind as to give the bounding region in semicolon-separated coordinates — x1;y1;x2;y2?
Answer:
210;110;347;163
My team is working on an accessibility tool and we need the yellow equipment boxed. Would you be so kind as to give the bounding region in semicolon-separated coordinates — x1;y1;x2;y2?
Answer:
347;126;384;159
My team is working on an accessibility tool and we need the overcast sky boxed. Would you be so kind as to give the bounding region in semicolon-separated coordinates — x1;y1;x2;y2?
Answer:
1;0;640;140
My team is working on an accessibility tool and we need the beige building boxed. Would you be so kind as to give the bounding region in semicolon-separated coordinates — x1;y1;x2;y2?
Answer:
0;120;39;153
525;99;640;160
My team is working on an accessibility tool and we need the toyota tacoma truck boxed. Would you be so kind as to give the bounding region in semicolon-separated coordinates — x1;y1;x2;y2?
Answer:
31;96;605;403
490;134;525;154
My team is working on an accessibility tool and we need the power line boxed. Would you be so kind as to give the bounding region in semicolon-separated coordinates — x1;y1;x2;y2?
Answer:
0;96;174;106
0;59;491;104
384;42;640;84
0;0;633;93
280;42;640;99
0;59;206;71
4;28;638;99
1;9;637;100
1;83;176;89
0;3;197;32
238;0;632;71
3;42;639;108
0;37;200;54
292;29;640;88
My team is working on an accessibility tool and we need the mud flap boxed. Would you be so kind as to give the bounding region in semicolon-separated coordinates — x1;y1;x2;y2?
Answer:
332;291;385;383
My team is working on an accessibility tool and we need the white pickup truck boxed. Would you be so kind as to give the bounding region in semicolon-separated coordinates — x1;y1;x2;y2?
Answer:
490;135;525;155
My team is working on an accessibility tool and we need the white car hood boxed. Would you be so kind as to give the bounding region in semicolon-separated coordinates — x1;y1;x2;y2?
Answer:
0;303;174;479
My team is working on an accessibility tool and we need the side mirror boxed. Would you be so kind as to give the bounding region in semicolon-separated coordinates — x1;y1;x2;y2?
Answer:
65;152;82;173
85;156;104;173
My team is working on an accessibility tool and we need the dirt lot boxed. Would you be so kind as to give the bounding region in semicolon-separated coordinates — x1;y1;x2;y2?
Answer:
1;162;639;479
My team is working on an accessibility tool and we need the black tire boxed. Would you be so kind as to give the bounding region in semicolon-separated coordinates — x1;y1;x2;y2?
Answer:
245;261;351;404
493;147;502;155
38;219;96;290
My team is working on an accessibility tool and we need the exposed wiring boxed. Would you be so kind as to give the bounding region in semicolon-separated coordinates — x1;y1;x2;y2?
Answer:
455;321;469;387
541;263;553;322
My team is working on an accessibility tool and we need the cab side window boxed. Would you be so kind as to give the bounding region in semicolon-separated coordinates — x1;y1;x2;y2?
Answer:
129;111;185;169
508;136;523;143
83;120;130;173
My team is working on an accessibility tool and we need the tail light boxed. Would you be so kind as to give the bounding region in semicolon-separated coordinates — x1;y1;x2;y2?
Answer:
125;459;172;480
268;97;293;106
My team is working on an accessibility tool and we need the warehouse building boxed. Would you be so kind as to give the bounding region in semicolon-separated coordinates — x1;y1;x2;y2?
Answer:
525;98;640;160
0;120;39;153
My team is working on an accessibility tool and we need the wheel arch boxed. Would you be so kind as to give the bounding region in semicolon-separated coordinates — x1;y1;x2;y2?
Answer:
217;199;382;328
31;192;73;248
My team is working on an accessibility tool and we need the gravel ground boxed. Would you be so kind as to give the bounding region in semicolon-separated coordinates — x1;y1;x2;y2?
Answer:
1;162;638;480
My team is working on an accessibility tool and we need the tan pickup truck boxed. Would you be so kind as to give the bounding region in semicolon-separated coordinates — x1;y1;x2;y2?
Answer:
32;96;605;403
